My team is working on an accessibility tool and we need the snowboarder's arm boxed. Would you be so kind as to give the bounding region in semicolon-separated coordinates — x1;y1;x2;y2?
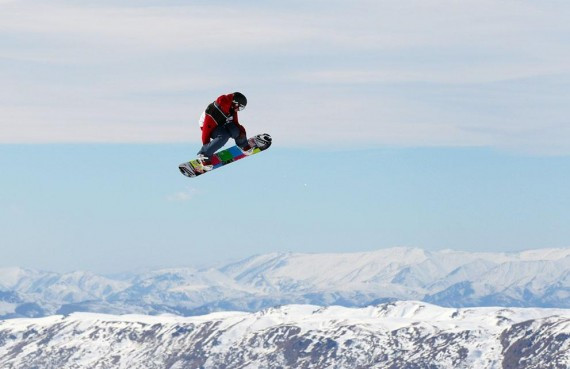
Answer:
233;111;246;138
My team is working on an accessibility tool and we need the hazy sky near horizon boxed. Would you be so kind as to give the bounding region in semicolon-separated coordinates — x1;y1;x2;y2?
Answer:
1;0;569;273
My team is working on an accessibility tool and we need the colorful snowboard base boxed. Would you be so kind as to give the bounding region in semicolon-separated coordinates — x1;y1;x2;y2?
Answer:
178;133;272;178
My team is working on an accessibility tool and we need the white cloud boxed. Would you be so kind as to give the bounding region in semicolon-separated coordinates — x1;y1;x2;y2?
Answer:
0;3;325;62
167;187;199;202
294;63;570;85
1;0;569;154
2;0;562;62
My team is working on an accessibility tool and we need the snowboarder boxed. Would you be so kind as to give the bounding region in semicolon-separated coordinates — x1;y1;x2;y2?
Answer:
196;92;253;172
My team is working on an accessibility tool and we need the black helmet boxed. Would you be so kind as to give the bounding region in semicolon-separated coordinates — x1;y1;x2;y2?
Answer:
232;92;247;111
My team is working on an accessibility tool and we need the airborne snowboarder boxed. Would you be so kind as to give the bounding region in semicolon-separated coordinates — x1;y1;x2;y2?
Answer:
195;92;253;172
178;92;272;178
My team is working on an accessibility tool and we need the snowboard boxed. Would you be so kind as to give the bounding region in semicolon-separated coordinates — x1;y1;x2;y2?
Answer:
178;133;272;178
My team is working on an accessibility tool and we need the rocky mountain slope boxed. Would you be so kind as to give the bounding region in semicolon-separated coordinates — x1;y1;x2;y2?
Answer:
0;301;568;369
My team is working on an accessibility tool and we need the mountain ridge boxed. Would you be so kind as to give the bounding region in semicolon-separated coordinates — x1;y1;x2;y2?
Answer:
1;247;569;318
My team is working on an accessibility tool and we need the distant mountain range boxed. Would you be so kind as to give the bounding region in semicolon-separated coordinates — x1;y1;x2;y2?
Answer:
1;247;569;319
1;301;568;369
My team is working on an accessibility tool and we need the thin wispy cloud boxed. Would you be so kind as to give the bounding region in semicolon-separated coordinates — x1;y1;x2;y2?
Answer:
167;187;199;202
0;3;324;60
295;63;570;85
1;0;569;154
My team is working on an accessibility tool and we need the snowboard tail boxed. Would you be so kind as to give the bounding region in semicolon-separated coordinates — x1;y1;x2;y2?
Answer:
179;133;272;178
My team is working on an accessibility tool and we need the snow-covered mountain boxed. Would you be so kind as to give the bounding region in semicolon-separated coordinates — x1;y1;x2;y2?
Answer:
0;301;568;369
1;247;569;318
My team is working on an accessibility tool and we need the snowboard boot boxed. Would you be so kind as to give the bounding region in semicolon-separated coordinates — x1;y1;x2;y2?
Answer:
196;154;214;172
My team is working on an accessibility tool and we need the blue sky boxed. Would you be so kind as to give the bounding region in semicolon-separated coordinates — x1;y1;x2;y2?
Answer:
1;0;569;273
1;145;568;273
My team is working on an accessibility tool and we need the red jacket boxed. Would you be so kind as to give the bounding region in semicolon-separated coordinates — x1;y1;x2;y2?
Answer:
200;94;246;145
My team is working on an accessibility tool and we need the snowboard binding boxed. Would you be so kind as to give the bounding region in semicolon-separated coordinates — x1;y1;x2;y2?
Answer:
253;133;272;150
179;163;197;177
